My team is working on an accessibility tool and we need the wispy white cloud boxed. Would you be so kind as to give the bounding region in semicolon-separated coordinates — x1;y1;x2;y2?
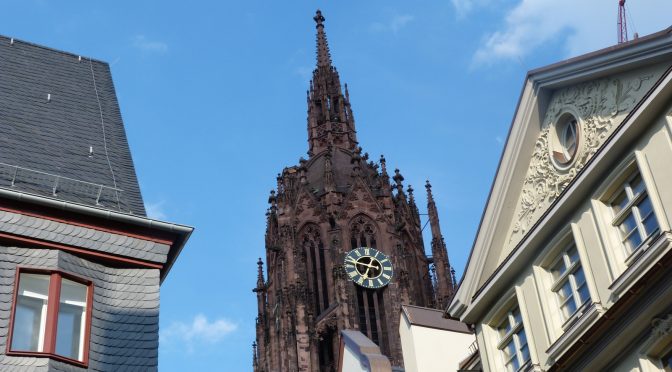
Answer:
294;66;313;80
145;200;167;220
451;0;492;18
133;35;168;53
371;14;415;34
161;314;237;352
471;0;672;67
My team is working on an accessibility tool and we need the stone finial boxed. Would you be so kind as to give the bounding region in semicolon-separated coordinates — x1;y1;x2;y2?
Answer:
393;169;404;188
425;180;434;203
314;10;332;67
254;258;265;292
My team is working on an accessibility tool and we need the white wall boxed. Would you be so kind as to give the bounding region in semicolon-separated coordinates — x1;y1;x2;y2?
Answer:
399;314;475;372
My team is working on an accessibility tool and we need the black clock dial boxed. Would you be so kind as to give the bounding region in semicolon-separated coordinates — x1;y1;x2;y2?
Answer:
343;247;393;289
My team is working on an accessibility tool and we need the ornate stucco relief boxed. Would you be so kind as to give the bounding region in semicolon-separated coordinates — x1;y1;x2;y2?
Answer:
507;68;662;249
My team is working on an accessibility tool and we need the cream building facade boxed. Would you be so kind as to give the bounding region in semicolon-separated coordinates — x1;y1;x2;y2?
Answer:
448;27;672;371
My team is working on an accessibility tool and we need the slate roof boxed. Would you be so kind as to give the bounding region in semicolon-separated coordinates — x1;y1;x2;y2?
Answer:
0;35;146;216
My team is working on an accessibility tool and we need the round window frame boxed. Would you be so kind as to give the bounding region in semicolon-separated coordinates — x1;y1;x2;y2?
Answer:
549;111;582;171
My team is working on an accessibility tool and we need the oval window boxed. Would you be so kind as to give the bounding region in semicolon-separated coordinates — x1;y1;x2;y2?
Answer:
551;114;580;168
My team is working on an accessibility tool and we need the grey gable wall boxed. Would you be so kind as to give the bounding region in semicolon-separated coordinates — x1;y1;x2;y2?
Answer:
0;247;160;371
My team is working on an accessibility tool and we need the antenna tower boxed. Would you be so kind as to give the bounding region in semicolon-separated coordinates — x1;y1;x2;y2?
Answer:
618;0;628;43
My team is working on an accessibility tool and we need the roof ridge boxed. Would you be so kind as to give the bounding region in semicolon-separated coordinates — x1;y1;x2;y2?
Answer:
0;34;108;65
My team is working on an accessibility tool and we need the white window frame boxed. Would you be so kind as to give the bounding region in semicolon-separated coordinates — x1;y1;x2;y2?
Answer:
532;225;602;362
548;242;590;327
484;290;534;372
606;171;660;259
495;306;530;372
14;274;50;352
591;152;668;281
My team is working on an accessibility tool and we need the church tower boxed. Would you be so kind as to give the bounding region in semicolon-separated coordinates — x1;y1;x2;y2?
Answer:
253;11;456;371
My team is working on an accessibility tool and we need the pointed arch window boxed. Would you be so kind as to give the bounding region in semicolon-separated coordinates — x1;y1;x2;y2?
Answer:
300;224;329;315
349;215;388;353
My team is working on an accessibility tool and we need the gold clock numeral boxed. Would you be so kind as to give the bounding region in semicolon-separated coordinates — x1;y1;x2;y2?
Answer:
355;250;362;257
377;278;384;286
383;266;392;271
367;279;373;287
364;248;370;255
382;274;391;280
356;276;364;285
348;271;357;278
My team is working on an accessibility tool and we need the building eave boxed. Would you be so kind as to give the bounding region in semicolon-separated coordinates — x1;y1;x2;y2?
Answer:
0;186;193;284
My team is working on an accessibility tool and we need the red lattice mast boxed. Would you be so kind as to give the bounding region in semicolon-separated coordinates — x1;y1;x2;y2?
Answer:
618;0;628;43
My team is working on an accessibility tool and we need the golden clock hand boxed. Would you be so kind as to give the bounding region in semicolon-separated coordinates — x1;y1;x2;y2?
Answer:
356;260;379;269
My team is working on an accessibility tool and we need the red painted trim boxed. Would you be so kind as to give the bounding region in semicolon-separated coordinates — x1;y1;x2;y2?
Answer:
43;272;61;353
0;232;164;270
5;269;20;356
83;279;94;366
0;205;174;245
6;350;88;368
6;268;94;368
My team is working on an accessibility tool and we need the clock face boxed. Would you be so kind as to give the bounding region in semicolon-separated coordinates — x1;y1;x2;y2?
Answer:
344;247;393;289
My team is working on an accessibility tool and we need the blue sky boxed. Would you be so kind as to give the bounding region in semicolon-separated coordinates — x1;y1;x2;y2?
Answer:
2;1;671;370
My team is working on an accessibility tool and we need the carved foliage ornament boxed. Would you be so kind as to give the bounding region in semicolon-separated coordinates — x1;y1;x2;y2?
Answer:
510;73;654;244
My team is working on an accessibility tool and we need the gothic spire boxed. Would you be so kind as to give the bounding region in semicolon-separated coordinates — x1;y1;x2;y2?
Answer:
426;180;442;238
314;10;332;68
425;180;455;309
306;10;358;156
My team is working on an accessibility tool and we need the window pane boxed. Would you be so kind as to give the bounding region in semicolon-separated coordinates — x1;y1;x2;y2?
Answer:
577;283;590;305
638;196;659;237
55;279;87;361
619;214;638;236
12;273;50;352
637;196;653;217
12;297;46;351
516;329;527;347
561;298;577;319
520;344;530;364
642;213;659;238
506;357;520;372
512;308;522;326
630;174;644;196
612;191;628;214
573;268;586;287
625;233;642;252
567;247;579;265
551;259;566;280
518;329;530;363
503;340;516;359
557;281;573;302
499;323;510;338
